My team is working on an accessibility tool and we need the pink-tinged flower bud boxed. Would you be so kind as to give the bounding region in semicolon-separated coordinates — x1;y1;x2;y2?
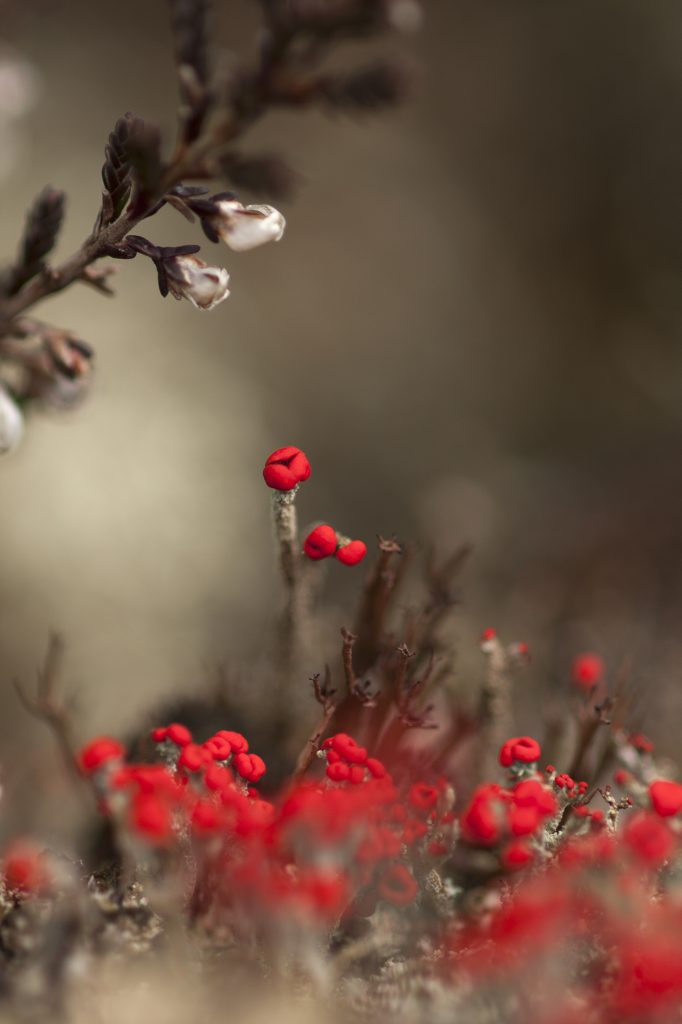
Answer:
303;524;337;560
164;253;230;310
336;540;367;566
263;446;311;490
0;385;24;456
571;652;604;689
208;199;285;252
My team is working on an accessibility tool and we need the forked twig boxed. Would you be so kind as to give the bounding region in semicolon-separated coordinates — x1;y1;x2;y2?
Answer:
14;632;84;790
290;668;337;784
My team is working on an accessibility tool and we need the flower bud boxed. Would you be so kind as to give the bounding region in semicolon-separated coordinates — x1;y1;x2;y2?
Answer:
206;199;285;252
0;385;24;456
303;524;338;560
164;253;230;310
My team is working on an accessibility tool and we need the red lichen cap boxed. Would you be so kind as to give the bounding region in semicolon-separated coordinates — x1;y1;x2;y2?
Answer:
377;863;418;906
498;736;541;768
303;524;338;560
650;780;682;818
335;540;367;566
166;723;193;747
263;446;311;491
129;793;174;845
78;736;125;775
571;652;605;689
1;841;51;894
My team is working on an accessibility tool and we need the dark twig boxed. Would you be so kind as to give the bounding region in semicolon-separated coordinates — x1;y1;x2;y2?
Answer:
290;669;337;784
341;626;358;695
352;536;403;674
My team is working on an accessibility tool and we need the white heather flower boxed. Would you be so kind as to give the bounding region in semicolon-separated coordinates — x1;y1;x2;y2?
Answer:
209;200;286;252
0;385;24;455
165;254;230;311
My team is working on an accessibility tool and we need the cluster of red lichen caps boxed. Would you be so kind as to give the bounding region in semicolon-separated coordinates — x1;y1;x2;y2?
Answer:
67;727;456;923
303;524;367;566
76;724;266;847
446;730;682;1019
261;446;367;567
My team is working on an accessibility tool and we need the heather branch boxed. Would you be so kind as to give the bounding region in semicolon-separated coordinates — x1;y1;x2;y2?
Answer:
0;4;412;328
8;187;65;296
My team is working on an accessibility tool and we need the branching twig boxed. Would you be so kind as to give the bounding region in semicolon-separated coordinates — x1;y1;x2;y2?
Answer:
13;632;84;791
290;669;337;784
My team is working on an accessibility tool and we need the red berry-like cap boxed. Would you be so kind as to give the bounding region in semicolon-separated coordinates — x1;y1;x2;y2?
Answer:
500;838;534;871
498;736;541;768
233;752;266;783
623;811;675;867
335;540;367;566
178;743;211;773
650;780;682;818
377;863;418;906
79;736;125;775
203;736;232;760
365;758;387;779
263;446;311;491
166;723;193;747
191;798;222;835
216;730;248;754
129;793;173;845
408;783;439;813
303;524;338;560
572;652;604;689
2;842;51;894
327;761;350;782
204;763;234;792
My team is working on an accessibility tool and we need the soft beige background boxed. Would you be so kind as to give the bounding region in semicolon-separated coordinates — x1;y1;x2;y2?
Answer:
0;0;681;834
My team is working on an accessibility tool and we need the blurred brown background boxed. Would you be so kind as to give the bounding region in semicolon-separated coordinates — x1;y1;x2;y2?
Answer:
0;0;681;836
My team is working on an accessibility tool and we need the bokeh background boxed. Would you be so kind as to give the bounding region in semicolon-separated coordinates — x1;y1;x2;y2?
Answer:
0;0;681;836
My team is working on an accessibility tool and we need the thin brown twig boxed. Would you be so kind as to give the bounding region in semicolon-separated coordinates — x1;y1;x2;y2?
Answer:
13;632;87;793
340;626;358;695
352;536;403;674
290;669;337;785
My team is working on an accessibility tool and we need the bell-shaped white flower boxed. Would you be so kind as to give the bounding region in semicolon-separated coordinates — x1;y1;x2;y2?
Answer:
209;200;285;253
165;254;230;311
0;384;24;456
